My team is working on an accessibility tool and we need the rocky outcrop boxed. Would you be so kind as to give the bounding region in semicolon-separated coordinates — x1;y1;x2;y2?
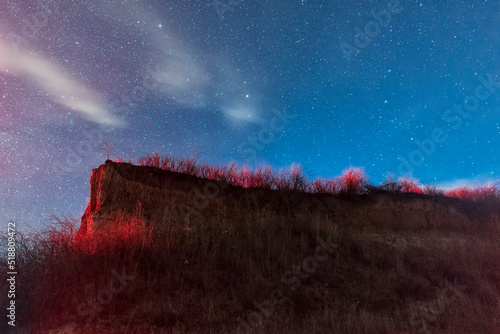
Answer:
79;160;499;237
78;160;229;235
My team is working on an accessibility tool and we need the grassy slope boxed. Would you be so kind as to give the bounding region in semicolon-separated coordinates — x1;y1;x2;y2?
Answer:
1;171;500;333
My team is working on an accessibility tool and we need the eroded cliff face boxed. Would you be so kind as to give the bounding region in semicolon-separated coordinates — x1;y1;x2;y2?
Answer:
79;160;498;237
79;160;227;235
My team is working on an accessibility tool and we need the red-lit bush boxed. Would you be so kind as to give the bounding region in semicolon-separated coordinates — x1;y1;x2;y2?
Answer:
75;206;152;256
137;153;198;174
398;177;424;194
380;174;401;192
423;184;444;196
478;184;499;200
289;163;309;191
312;177;338;194
138;152;162;168
272;164;308;191
336;167;368;194
197;163;225;181
273;168;292;191
175;155;199;175
445;185;499;201
242;165;276;188
235;166;253;188
445;187;473;200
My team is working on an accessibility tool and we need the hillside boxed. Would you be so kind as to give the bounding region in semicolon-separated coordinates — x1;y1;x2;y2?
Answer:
2;160;500;333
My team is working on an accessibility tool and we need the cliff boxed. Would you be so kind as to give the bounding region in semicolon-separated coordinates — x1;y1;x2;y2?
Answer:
79;160;497;237
79;160;223;234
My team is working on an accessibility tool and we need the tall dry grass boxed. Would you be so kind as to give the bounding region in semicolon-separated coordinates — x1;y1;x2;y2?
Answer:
1;185;499;333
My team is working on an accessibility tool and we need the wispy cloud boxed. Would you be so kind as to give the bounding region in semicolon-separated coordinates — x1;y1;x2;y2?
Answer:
437;174;499;190
96;1;260;125
146;53;211;108
221;102;261;125
0;40;121;126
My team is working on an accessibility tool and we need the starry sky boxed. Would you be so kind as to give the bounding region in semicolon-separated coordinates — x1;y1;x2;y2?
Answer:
1;0;499;230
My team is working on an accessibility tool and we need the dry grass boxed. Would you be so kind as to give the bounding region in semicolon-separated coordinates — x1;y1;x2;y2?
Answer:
1;185;499;333
133;154;500;200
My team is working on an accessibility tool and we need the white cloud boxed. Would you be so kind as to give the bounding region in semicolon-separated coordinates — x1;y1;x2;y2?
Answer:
0;40;121;126
222;104;261;125
437;175;499;190
147;53;211;108
96;1;260;125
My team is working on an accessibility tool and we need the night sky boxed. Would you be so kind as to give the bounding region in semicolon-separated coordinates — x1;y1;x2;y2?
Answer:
1;0;499;230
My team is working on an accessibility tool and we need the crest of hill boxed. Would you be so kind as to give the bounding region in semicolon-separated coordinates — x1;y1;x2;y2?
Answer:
79;160;498;236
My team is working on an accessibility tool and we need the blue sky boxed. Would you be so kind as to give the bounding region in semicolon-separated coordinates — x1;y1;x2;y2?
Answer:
1;0;499;229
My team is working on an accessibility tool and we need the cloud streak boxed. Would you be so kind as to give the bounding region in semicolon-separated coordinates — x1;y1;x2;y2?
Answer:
0;40;121;126
437;175;499;190
95;1;260;126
